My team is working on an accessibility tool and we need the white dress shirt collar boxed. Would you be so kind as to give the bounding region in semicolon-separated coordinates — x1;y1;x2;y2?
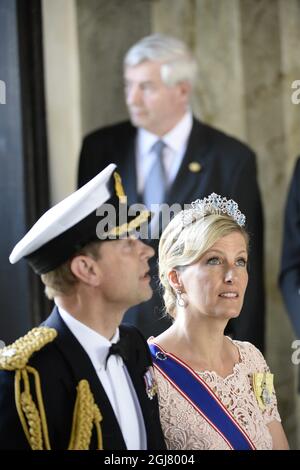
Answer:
58;306;120;369
137;110;193;156
163;110;193;153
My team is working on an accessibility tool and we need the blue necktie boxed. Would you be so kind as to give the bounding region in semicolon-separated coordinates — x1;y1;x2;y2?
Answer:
143;141;166;235
143;140;166;211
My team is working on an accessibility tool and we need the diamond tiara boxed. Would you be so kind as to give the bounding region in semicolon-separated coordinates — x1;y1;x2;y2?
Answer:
182;193;246;227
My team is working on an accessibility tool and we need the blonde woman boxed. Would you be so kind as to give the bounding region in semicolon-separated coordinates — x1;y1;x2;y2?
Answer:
149;193;289;450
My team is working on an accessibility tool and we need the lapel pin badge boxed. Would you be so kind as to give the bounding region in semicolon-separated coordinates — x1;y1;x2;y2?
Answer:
188;162;202;173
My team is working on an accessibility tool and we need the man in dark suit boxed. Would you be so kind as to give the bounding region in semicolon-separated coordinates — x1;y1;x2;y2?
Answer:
0;164;165;450
78;34;265;351
279;156;300;339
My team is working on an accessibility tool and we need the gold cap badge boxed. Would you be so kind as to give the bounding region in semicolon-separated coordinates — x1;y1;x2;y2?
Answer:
114;171;127;203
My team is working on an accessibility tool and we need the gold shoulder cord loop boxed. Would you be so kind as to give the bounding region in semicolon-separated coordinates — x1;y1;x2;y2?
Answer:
68;379;103;450
14;367;50;449
1;327;103;450
0;327;57;450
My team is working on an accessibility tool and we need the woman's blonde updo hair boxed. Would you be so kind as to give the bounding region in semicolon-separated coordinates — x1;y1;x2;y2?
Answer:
158;205;249;320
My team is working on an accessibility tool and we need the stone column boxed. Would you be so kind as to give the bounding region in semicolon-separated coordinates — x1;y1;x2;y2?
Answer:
77;0;151;135
153;0;246;139
240;0;296;445
42;0;81;202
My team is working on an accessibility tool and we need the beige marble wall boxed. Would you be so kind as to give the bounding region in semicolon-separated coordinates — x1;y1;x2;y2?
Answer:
278;0;300;448
279;0;300;178
239;0;296;446
153;0;247;139
76;0;151;135
42;0;81;203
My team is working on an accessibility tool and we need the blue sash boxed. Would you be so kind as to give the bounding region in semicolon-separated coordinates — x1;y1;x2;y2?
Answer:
149;342;255;450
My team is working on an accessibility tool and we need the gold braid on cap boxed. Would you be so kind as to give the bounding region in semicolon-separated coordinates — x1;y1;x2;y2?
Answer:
110;171;150;237
0;327;103;450
108;210;151;237
114;171;127;203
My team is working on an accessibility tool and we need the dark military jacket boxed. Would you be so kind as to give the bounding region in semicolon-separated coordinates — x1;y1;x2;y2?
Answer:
0;307;166;450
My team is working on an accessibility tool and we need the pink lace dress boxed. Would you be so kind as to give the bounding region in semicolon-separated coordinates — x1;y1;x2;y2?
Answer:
151;339;281;450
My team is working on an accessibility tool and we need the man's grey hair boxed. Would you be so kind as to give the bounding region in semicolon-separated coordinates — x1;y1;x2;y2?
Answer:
124;34;197;87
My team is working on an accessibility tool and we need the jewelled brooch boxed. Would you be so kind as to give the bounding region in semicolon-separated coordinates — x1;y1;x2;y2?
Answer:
252;372;274;410
143;366;158;400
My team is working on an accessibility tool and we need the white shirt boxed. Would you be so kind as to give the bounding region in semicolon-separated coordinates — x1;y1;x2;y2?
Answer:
58;307;147;450
135;111;193;195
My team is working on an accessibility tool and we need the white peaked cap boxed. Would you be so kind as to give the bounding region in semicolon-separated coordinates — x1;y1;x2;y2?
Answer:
9;162;151;275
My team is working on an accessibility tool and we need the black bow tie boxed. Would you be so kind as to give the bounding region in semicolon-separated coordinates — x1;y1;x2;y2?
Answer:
105;338;129;368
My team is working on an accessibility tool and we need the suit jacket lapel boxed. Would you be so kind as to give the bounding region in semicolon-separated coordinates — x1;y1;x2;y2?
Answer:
43;308;127;449
167;118;210;206
118;125;139;206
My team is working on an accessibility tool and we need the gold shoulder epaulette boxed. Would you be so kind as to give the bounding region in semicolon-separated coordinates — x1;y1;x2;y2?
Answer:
0;326;103;449
0;327;57;371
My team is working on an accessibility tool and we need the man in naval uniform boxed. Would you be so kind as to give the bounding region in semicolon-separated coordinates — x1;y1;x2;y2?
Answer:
0;164;166;450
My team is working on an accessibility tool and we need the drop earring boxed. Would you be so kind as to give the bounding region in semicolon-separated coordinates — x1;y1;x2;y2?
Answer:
176;289;186;307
